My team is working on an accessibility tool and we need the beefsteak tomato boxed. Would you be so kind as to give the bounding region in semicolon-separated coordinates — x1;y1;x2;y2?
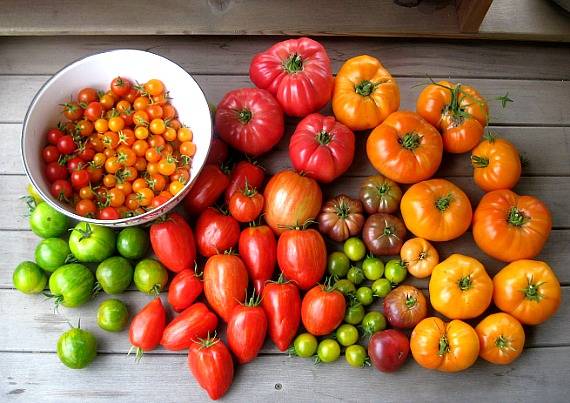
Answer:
195;207;240;257
400;237;439;279
227;296;268;364
238;225;277;294
362;213;406;256
471;133;521;192
161;303;218;351
359;175;402;215
318;194;365;242
301;283;346;336
224;160;265;203
476;312;525;365
150;213;196;273
184;164;229;215
188;336;234;400
129;297;166;358
261;277;301;351
168;268;204;312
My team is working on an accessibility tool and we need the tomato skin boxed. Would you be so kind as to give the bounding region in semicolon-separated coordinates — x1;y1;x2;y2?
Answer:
224;161;265;203
168;269;204;312
204;254;249;323
129;297;166;352
228;190;264;223
47;128;64;145
227;304;267;364
77;87;98;104
45;161;68;182
359;175;402;214
476;313;525;365
473;189;552;262
48;263;95;307
50;179;73;201
384;285;428;329
215;88;284;155
301;284;346;336
368;329;410;372
238;225;276;294
188;338;234;400
206;138;229;165
69;222;116;263
13;261;47;294
150;213;196;273
161;303;218;351
57;135;76;155
195;208;240;257
84;101;103;122
70;169;90;189
471;135;521;191
289;113;355;183
400;237;439;279
277;228;326;290
42;145;60;163
95;256;133;294
493;260;561;325
261;280;301;351
184;164;230;215
250;37;333;117
57;328;97;369
30;202;68;238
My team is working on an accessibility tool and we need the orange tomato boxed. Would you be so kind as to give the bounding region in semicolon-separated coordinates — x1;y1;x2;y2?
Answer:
149;119;166;135
134;157;147;172
115;181;132;195
78;186;95;200
473;189;552;262
133;96;151;111
99;93;115;110
126;193;140;210
332;55;399;131
366;111;442;184
170;167;190;184
158;156;177;176
475;313;525;365
94;118;109;133
118;128;135;146
133;110;149;127
134;126;149;140
147;162;159;175
144;79;165;96
102;131;119;149
108;188;126;208
400;237;439;279
92;152;106;167
132;178;148;193
103;174;117;188
159;190;173;200
168;119;181;130
148;134;165;149
169;180;185;195
180;141;196;157
493;260;561;325
410;317;479;372
146;104;163;120
164;127;177;142
108;116;125;132
116;146;136;167
146;173;167;193
401;179;472;241
177;127;193;142
104;157;121;174
116;100;131;114
137;188;154;207
145;147;162;163
162;104;177;120
120;166;138;182
471;133;521;191
103;148;116;159
132;140;149;157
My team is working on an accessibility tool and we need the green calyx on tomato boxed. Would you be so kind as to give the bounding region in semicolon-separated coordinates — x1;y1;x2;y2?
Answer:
438;334;450;357
399;132;422;151
355;80;377;97
69;222;116;263
435;193;454;212
315;130;332;146
13;261;47;294
283;53;303;73
523;279;545;302
458;274;473;291
470;155;489;168
238;109;252;124
507;207;528;227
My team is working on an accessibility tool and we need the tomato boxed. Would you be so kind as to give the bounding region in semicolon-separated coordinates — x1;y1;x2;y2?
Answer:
493;259;561;325
327;251;350;278
147;104;163;120
184;164;230;215
227;298;267;364
343;237;366;261
61;101;83;121
336;324;359;347
228;185;264;223
239;225;276;293
78;87;98;104
401;179;473;242
57;327;97;369
177;127;192;142
362;256;384;281
400;237;439;279
301;284;346;336
111;76;132;97
99;93;115;110
384;285;428;329
471;133;521;191
50;179;73;201
97;299;129;332
45;161;68;182
334;279;356;296
277;227;326;290
317;339;341;363
13;261;47;294
134;259;168;295
84;101;103;122
318;195;364;242
347;266;364;286
473;189;552;262
410;317;479;372
332;55;399;131
129;297;166;357
265;170;323;234
57;135;76;154
150;213;196;272
368;329;409;372
188;336;234;400
34;237;70;272
116;226;148;259
362;213;406;256
42;145;60;163
204;254;249;322
356;286;374;306
69;222;116;262
372;278;392;298
29;202;68;238
476;313;525;365
250;37;333;117
47;128;64;145
361;311;387;337
195;208;240;257
359;175;402;214
144;79;164;96
261;278;301;351
70;169;90;189
97;206;120;220
161;303;218;351
66;156;84;173
215;88;284;155
206;138;229;165
95;256;133;294
289;114;355;183
292;333;318;358
384;259;407;285
345;345;369;368
75;199;97;217
168;269;204;312
417;81;488;154
48;263;95;307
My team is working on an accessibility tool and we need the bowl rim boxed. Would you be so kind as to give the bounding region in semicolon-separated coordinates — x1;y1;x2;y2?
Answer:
21;48;212;226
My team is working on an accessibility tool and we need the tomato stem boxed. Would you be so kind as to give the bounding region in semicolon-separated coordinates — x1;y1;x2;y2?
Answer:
383;226;395;236
315;130;332;145
507;207;528;227
495;335;515;352
437;335;450;356
435;194;453;212
355;80;376;96
522;277;545;302
405;295;417;309
334;200;351;219
471;155;489;168
283;53;303;73
399;132;422;151
458;275;472;291
483;131;497;143
238;109;252;124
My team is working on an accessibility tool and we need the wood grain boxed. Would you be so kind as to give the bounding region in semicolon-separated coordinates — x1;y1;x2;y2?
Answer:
456;0;493;33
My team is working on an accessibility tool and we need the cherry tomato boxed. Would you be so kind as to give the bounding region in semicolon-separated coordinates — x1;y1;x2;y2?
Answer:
133;96;150;111
77;87;98;104
108;116;125;132
144;79;165;96
57;135;76;155
70;169;90;189
84;101;103;121
46;128;64;145
42;145;60;163
45;162;68;182
98;206;120;220
158;156;177;176
111;76;132;97
147;104;163;120
62;101;83;120
50;179;73;201
75;199;97;217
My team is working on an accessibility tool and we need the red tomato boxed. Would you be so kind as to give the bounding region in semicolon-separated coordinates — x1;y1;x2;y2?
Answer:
184;164;229;215
368;329;410;372
129;297;166;357
301;284;346;336
203;254;248;322
238;225;277;294
188;337;234;401
57;135;76;154
277;227;326;290
111;76;132;97
42;145;60;163
46;128;64;145
215;88;284;156
250;37;333;117
206;138;229;165
150;213;196;272
168;269;204;312
84;101;104;122
195;208;240;257
289;113;355;183
98;206;120;220
227;300;268;364
45;161;68;182
50;179;72;201
161;303;218;351
66;157;84;173
261;278;301;351
70;169;90;189
228;188;264;223
77;87;98;104
224;160;265;202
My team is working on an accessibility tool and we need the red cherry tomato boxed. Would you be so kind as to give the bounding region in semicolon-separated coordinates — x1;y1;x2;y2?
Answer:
84;101;104;122
168;269;204;313
188;337;234;401
224;160;265;202
70;169;90;189
77;87;98;104
97;206;120;220
150;212;196;273
50;179;73;201
227;300;267;364
111;76;132;97
66;157;84;173
228;187;264;223
78;146;96;162
195;208;240;257
161;303;218;351
45;161;68;182
42;145;60;163
238;225;276;294
129;297;166;356
57;135;76;154
46;128;64;145
261;278;301;351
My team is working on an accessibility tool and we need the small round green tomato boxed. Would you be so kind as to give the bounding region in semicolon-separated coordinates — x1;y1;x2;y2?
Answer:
327;251;350;278
57;327;97;369
69;222;116;263
293;333;318;358
29;202;69;238
334;279;356;296
344;302;366;325
116;227;149;260
97;299;129;332
317;339;340;363
361;311;387;336
13;261;47;294
345;344;369;368
96;256;134;294
385;259;407;284
336;324;359;347
362;256;384;281
371;278;392;298
134;259;168;295
347;266;364;286
343;237;366;261
35;238;71;272
355;286;374;306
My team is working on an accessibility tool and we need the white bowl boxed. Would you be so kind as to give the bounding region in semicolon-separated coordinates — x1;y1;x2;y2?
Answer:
22;49;212;227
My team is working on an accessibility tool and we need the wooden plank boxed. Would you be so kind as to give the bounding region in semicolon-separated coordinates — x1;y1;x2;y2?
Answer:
1;36;569;79
456;0;493;33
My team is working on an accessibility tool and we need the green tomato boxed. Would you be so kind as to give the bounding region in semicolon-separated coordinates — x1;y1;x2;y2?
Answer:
292;333;318;358
35;238;71;272
96;256;133;294
344;302;365;325
355;286;374;306
29;202;68;238
327;251;350;278
361;311;387;336
116;227;149;260
317;339;340;363
49;264;95;307
343;237;366;261
336;324;359;347
362;256;384;280
385;259;407;284
134;259;168;295
69;222;116;263
371;278;392;298
57;327;97;369
97;299;129;332
345;344;368;368
13;261;47;294
347;266;364;286
334;279;356;296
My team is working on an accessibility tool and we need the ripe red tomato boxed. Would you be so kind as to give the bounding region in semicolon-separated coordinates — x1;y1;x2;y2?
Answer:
368;329;410;372
161;303;218;351
50;179;72;201
188;337;234;400
277;227;326;290
62;102;83;120
111;76;132;97
206;138;229;165
84;101;103;122
168;269;204;312
66;157;84;173
77;146;96;162
227;301;267;364
228;187;264;223
238;225;276;294
77;87;98;104
250;37;333;117
195;208;240;257
70;169;90;189
204;254;248;322
46;128;64;145
57;135;76;154
129;297;166;357
215;88;284;156
225;160;265;202
42;145;60;163
184;164;229;215
150;213;196;272
97;206;120;220
289;113;355;183
301;284;346;336
45;161;68;182
261;278;301;351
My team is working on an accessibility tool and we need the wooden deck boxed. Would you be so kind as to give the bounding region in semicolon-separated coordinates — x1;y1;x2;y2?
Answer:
1;36;569;402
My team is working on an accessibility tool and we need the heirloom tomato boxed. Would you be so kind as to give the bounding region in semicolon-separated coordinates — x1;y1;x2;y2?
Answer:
368;329;409;372
161;303;218;351
362;213;406;256
476;313;525;365
318;194;364;242
49;263;94;308
57;327;97;369
359;175;402;215
69;222;115;263
129;297;166;357
384;285;427;329
184;164;229;215
301;284;346;336
195;208;240;257
150;213;196;272
13;261;47;294
95;256;133;294
471;133;521;191
400;237;439;279
97;299;129;332
168;269;204;313
261;277;301;351
227;296;268;364
188;336;234;400
239;225;277;294
224;160;265;202
228;184;264;223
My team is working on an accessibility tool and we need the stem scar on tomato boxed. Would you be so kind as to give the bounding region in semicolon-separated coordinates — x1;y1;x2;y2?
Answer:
507;207;528;227
435;193;454;212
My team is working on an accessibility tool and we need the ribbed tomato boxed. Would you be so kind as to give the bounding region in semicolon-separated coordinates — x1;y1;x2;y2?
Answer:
476;312;525;365
301;284;346;336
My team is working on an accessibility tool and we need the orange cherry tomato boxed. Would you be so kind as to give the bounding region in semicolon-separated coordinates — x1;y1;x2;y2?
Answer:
135;126;149;140
146;173;167;193
88;134;105;152
133;110;149;127
475;313;525;365
149;119;166;135
105;157;122;174
99;93;115;110
177;127;193;142
147;104;163;120
94;118;109;133
79;186;95;200
108;116;125;132
134;157;147;172
102;131;119;149
145;147;162;163
400;237;439;279
144;79;165;96
108;188;126;208
180;141;196;157
158;155;177;176
116;146;137;167
147;162;159;175
159;190;173;200
103;148;116;159
92;152;106;167
103;174;117;188
168;119;181;130
162;104;177;120
75;199;97;217
170;167;190;184
164;127;177;142
133;96;151;111
471;133;521;192
126;193;140;210
87;165;104;183
137;188;154;207
120;166;138;182
152;93;168;105
132;140;149;157
161;143;174;157
132;178;148;193
169;180;185;195
148;135;165;149
116;100;131;114
116;181;132;195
